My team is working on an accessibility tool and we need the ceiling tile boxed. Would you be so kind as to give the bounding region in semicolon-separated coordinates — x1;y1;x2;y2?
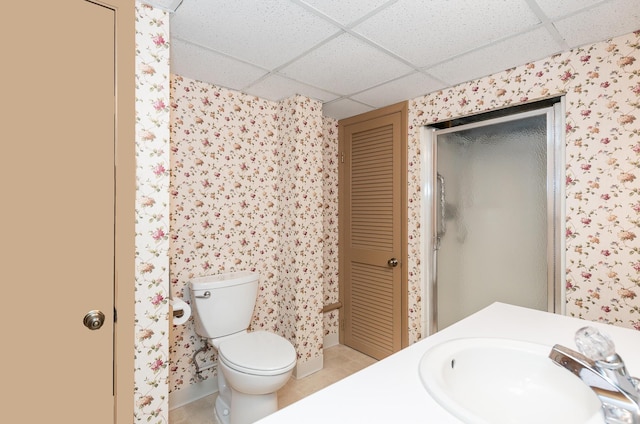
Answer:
280;33;414;95
425;27;563;86
243;74;340;103
351;72;446;107
167;0;640;120
323;98;375;120
533;0;602;19
299;0;393;25
353;0;541;68
553;0;640;48
170;39;268;90
170;0;340;69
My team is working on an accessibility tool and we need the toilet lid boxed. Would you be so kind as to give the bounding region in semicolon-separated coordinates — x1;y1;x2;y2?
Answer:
219;331;296;375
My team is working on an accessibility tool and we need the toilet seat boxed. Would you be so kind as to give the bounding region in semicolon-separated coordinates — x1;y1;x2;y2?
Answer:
219;331;296;376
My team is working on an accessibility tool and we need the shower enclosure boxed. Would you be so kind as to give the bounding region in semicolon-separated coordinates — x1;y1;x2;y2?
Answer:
421;101;565;335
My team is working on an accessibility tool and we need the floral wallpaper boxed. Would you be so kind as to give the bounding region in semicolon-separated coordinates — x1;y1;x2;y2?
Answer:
322;118;340;340
169;78;327;391
169;77;282;388
134;2;171;422
407;30;640;339
275;95;325;368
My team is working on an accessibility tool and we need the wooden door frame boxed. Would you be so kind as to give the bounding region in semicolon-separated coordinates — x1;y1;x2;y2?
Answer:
338;101;409;350
106;0;135;421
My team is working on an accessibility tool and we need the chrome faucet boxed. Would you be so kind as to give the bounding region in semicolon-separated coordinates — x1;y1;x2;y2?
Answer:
549;326;640;424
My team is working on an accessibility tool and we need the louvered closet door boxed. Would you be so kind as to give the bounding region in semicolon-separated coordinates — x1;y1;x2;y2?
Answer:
340;103;406;360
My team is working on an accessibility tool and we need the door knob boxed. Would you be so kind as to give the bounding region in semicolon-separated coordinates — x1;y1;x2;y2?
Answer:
388;258;399;268
83;310;105;330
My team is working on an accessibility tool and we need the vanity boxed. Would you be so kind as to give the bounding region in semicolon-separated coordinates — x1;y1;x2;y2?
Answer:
257;303;640;423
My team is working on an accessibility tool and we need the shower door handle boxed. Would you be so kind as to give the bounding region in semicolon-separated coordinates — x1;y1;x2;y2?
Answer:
435;173;446;250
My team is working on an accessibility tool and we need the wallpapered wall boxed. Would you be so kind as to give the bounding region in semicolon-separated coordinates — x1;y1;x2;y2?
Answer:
276;96;326;370
134;1;638;420
169;78;328;390
135;3;171;422
322;119;341;340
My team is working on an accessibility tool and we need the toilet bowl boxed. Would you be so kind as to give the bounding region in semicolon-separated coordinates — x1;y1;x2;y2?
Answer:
216;331;296;424
189;271;297;424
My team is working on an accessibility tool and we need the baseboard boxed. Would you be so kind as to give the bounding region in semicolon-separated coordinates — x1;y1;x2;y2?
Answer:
292;354;323;379
169;377;218;410
323;332;339;348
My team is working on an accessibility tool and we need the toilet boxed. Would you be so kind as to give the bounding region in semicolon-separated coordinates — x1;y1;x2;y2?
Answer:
189;271;296;424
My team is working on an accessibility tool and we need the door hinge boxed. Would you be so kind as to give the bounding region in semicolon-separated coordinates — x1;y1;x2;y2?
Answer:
340;319;345;331
113;307;117;323
341;152;345;163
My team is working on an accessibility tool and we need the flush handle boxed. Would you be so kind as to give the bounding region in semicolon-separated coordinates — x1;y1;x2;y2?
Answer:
83;310;105;330
388;258;399;268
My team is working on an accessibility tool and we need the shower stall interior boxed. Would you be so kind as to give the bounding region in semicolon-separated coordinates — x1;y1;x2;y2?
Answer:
421;100;565;335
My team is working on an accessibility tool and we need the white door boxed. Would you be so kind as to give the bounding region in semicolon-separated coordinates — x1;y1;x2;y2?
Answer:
3;1;120;422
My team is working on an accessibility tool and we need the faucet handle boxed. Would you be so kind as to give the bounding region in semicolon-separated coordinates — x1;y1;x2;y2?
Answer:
575;326;616;361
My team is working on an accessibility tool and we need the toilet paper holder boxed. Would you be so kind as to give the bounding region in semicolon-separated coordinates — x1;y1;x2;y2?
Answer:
169;298;192;325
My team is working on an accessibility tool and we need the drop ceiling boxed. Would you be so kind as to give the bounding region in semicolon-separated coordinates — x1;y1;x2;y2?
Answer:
166;0;640;120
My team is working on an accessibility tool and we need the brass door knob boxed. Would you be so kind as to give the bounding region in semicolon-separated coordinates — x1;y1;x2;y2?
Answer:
83;310;105;330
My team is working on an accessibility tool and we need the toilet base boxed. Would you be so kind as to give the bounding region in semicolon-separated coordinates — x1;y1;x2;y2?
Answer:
214;383;278;424
215;395;232;424
229;389;278;424
215;359;233;424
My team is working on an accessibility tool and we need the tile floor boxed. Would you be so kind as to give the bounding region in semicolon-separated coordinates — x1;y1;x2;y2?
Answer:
169;344;377;424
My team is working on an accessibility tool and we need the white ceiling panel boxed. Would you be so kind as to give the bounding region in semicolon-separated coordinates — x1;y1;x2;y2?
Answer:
299;0;393;26
243;74;340;103
533;0;603;19
323;98;375;120
167;0;640;120
170;38;268;90
352;0;540;67
170;0;340;69
351;71;446;108
426;27;563;86
554;0;640;48
279;33;415;94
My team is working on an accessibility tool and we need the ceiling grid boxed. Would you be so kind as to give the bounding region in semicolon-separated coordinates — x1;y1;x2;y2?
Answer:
163;0;640;119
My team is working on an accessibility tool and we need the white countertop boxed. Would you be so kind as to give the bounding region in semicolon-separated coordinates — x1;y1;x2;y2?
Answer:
257;302;640;423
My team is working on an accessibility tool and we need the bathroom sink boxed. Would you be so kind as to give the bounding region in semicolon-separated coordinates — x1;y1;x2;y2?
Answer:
418;338;604;424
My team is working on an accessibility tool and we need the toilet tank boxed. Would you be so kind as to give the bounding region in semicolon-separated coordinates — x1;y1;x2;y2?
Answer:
189;271;259;339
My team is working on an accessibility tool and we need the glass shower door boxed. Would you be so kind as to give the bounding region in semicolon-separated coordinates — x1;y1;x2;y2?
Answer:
430;106;561;332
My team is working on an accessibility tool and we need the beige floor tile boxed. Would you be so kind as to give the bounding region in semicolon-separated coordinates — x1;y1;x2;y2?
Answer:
170;344;376;422
169;394;219;424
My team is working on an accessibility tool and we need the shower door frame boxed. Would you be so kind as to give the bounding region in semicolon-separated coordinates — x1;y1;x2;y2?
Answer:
420;101;566;336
